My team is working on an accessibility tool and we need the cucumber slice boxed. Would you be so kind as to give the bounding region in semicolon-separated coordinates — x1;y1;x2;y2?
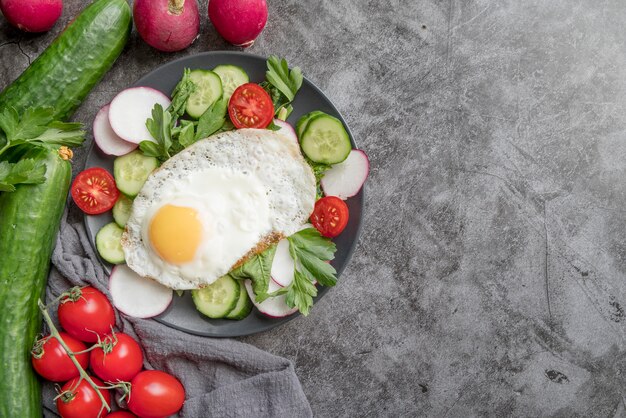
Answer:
296;110;324;139
96;222;125;264
225;281;253;320
192;275;240;319
300;114;352;164
186;70;223;119
112;195;132;227
113;150;158;197
212;65;249;101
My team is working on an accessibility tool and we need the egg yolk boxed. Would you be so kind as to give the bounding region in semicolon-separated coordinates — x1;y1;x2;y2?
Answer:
149;204;202;264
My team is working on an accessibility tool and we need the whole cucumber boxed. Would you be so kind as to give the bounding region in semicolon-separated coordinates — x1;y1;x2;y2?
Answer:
0;0;132;415
0;0;132;119
0;148;71;418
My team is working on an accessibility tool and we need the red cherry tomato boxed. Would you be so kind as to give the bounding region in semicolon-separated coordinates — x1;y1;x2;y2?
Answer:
105;412;137;418
127;370;185;418
71;167;120;215
90;333;143;382
228;83;274;129
58;286;116;343
56;376;111;418
31;332;90;382
310;196;350;238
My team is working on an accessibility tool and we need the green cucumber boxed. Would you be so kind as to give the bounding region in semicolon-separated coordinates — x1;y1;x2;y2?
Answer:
300;113;352;164
192;276;240;319
212;65;249;101
96;222;125;264
112;195;132;227
186;70;223;119
0;0;132;120
225;282;253;320
0;2;131;415
113;150;158;198
296;110;324;139
0;148;72;418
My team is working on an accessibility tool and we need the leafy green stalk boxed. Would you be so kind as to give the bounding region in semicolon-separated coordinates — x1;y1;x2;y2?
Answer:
243;228;337;316
261;56;303;119
228;245;277;301
0;106;85;159
0;159;47;192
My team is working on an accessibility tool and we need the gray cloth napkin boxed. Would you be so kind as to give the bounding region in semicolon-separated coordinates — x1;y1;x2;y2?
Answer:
42;209;313;418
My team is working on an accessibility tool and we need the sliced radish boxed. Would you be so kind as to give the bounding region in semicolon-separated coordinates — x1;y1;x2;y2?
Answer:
244;280;298;318
93;104;139;156
273;119;297;143
109;265;173;318
321;149;369;200
109;87;171;144
271;239;294;287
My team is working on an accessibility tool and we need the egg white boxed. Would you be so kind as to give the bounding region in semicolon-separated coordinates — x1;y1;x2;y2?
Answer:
121;128;316;290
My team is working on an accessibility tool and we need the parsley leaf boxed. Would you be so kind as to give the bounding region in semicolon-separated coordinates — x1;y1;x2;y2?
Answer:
265;56;303;102
141;104;173;162
0;106;85;159
0;159;47;192
228;245;277;302
169;68;196;118
262;56;303;118
178;120;196;148
273;228;338;316
195;98;227;140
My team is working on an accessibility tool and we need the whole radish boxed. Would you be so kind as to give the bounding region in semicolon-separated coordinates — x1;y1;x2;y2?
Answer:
0;0;62;32
209;0;268;47
134;0;199;52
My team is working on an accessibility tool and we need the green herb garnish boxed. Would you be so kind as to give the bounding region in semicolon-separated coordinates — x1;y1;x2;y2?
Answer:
0;159;47;191
228;245;277;302
195;97;228;141
261;56;303;120
0;106;85;159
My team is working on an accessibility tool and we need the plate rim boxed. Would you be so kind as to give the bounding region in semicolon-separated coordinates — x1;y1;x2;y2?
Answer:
82;50;365;337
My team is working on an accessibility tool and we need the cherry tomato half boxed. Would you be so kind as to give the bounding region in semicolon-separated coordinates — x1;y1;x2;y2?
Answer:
57;376;111;418
127;370;185;418
90;333;143;383
31;332;89;382
228;83;274;129
58;286;116;343
71;167;120;215
310;196;350;238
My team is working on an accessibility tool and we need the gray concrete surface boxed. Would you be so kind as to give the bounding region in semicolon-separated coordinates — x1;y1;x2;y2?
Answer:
3;0;626;416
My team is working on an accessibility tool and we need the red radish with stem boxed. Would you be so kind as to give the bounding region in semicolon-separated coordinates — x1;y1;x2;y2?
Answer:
134;0;199;52
209;0;268;47
0;0;63;32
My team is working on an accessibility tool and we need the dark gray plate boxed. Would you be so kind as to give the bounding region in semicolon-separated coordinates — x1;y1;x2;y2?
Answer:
85;51;363;337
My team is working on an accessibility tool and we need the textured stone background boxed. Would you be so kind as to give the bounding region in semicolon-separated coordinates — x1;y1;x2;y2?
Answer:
3;0;626;416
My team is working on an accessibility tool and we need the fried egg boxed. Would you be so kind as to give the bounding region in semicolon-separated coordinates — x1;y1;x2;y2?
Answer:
121;128;316;290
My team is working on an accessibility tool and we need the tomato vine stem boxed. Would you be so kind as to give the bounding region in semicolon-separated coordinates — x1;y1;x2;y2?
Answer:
37;299;112;413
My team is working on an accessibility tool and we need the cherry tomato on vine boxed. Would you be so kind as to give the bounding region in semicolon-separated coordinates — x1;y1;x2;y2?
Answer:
58;286;116;343
310;196;350;238
90;333;143;382
127;370;185;418
56;376;111;418
31;332;89;382
228;83;274;129
71;167;120;215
